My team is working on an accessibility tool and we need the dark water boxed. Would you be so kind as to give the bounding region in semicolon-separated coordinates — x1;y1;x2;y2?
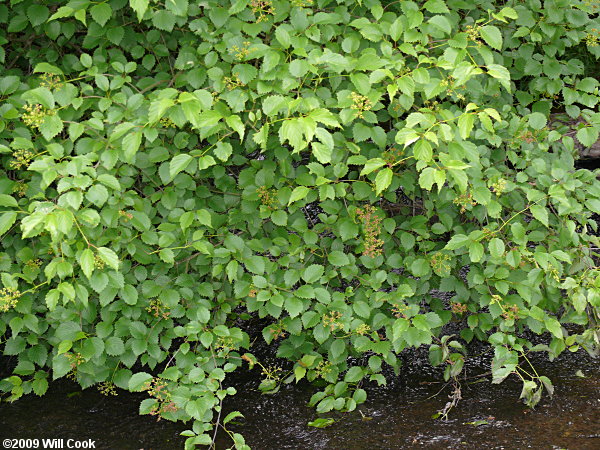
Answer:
1;349;599;450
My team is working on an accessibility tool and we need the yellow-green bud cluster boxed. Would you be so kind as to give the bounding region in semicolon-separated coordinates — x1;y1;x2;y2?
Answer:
0;287;20;312
350;92;373;119
9;149;34;170
22;104;54;130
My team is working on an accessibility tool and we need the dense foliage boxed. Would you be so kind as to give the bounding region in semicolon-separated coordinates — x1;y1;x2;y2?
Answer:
1;0;600;447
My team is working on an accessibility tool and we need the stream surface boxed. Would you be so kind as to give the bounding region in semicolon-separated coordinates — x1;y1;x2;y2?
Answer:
1;348;599;450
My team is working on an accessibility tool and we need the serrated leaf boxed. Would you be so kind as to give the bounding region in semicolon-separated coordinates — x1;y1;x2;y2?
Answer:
360;158;386;176
128;372;153;391
302;264;324;283
90;3;112;26
122;131;142;162
488;238;505;258
468;241;484;262
480;25;503;50
40;114;63;141
285;296;304;318
458;114;475;140
214;142;233;162
79;249;94;279
97;247;119;270
225;115;244;140
288;186;310;205
130;0;149;21
0;212;17;237
413;139;433;162
576;127;599;148
170;154;193;179
375;168;393;195
528;112;547;130
530;204;549;227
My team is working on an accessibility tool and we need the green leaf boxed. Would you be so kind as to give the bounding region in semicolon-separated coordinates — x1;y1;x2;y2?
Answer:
530;204;549;227
225;115;245;140
528;112;547;130
79;249;94;279
214;142;233;162
170;154;193;179
344;366;364;383
97;247;119;270
90;3;112;26
52;354;71;380
360;158;386;176
328;251;350;266
480;25;503;50
32;377;48;396
130;0;149;21
285;296;304;318
309;108;341;128
122;131;143;162
544;317;563;339
40;114;63;141
244;255;265;275
419;167;435;191
374;168;393;195
302;264;324;283
197;110;223;128
128;372;153;391
152;10;176;31
27;4;50;27
486;64;511;92
33;63;63;75
262;95;287;116
458;114;475;140
468;241;484;263
120;284;139;305
0;212;17;237
23;87;54;109
424;0;450;13
488;238;505;259
413;139;433;162
411;258;430;277
576;127;599;148
197;209;212;227
308;418;335;428
288;186;310;205
429;15;452;35
330;339;345;359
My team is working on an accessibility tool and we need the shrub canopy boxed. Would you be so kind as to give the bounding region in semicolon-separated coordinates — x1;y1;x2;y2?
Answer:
1;0;600;447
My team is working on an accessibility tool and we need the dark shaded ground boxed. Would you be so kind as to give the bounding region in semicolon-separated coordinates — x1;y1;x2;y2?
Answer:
1;348;598;450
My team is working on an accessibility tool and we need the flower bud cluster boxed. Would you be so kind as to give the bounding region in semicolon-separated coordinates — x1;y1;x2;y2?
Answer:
159;117;177;128
430;251;451;277
451;302;468;314
146;298;171;319
39;73;63;89
356;205;384;257
0;287;20;312
452;192;477;213
250;0;275;22
97;381;118;396
230;41;252;60
22;104;55;130
350;92;373;119
9;149;34;170
257;185;277;210
224;74;244;91
491;178;507;196
323;310;343;331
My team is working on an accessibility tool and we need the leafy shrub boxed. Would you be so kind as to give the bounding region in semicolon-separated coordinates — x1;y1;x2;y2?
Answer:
1;0;600;447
